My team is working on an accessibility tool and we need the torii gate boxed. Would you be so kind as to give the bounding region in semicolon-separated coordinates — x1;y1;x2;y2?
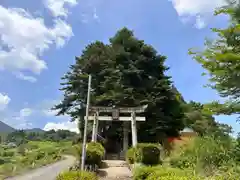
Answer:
84;105;147;153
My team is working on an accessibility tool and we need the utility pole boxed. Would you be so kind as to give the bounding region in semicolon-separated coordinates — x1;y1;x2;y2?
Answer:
81;74;92;170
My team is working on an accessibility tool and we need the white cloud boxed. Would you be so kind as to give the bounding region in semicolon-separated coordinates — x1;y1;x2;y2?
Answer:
0;93;10;110
4;108;34;129
0;98;72;130
15;72;37;83
195;15;206;29
169;0;227;28
44;0;78;17
20;108;33;117
93;8;99;20
41;99;77;133
39;99;60;116
39;99;70;121
79;6;100;23
44;121;79;133
0;5;73;78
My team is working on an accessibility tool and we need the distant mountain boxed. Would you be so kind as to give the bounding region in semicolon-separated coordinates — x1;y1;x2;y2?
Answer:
24;128;45;133
0;121;15;133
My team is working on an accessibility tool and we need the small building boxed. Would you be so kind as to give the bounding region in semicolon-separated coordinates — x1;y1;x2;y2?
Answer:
180;127;197;137
167;127;197;144
7;142;17;148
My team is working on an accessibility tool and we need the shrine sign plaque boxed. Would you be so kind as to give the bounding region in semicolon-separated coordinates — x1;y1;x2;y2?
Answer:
112;108;120;120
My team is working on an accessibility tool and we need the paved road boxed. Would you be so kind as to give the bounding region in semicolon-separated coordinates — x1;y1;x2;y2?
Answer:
5;156;75;180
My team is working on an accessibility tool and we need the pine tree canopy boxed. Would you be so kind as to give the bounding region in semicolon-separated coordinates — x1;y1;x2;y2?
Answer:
53;28;185;142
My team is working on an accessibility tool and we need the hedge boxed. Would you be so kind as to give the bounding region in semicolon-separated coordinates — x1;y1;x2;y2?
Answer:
87;142;105;154
133;166;160;180
133;166;237;180
1;151;15;157
56;170;98;180
133;166;201;180
126;143;161;165
86;143;104;166
75;142;105;167
146;167;201;180
146;175;200;180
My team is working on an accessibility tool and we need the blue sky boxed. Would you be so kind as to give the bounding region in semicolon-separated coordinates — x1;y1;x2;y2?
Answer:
0;0;239;135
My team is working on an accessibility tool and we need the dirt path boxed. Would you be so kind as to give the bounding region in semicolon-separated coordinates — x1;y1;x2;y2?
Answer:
98;160;132;180
5;155;75;180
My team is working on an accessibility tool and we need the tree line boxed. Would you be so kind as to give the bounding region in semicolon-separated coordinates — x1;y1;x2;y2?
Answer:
1;129;78;145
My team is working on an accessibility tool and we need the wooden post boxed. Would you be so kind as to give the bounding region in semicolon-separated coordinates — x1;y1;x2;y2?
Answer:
131;112;138;147
81;74;92;171
94;111;99;142
91;113;97;142
123;121;129;154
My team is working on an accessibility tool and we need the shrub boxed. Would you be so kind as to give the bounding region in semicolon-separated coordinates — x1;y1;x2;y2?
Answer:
26;151;46;161
126;147;135;164
25;143;39;150
45;147;58;156
17;144;26;156
169;136;234;174
134;166;201;180
127;143;161;165
170;156;196;169
74;144;82;158
0;158;5;165
213;165;240;180
20;156;32;164
87;142;105;155
1;151;15;157
146;167;200;180
75;142;105;167
56;170;98;180
35;151;46;160
213;173;240;180
133;166;160;180
86;142;105;166
146;175;200;180
0;163;14;176
61;145;76;155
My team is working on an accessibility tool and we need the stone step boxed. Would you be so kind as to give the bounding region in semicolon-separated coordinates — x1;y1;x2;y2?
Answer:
103;160;128;167
105;153;125;161
98;166;132;180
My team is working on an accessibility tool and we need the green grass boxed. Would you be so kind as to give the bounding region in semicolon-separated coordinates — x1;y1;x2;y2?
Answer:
131;136;240;180
0;141;72;179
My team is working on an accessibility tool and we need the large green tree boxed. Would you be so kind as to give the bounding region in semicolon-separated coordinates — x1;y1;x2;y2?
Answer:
183;101;232;136
53;28;185;144
189;1;240;117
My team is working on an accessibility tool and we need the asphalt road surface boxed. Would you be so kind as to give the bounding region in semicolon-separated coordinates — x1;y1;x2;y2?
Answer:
5;156;75;180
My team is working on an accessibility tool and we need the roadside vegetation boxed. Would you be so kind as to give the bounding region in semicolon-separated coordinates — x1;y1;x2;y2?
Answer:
0;128;79;179
55;142;104;180
0;141;72;179
130;135;240;180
